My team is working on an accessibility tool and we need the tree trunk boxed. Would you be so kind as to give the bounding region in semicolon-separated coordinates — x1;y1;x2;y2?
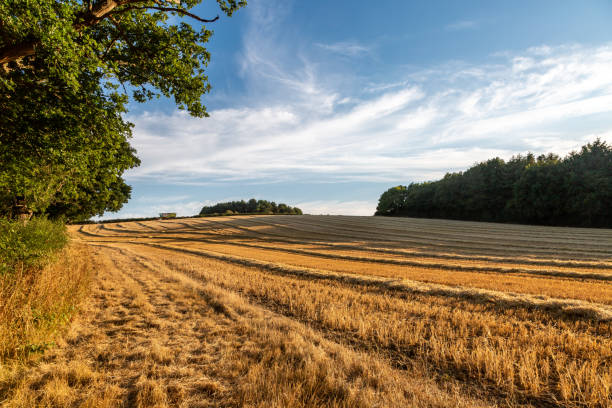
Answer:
12;198;32;224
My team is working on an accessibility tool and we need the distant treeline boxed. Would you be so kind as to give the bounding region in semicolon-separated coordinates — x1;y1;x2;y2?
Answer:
199;199;302;216
375;140;611;228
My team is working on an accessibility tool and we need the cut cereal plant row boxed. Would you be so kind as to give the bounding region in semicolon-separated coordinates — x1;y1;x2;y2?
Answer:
76;225;612;280
244;217;612;257
115;243;612;407
203;217;612;260
76;220;612;306
3;243;497;408
126;218;612;267
166;240;612;305
117;219;612;270
136;241;612;324
62;216;612;407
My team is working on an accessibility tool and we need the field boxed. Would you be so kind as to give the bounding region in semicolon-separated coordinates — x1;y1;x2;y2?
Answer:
4;215;612;407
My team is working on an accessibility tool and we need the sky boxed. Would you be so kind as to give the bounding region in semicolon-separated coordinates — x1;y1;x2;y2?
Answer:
104;0;612;219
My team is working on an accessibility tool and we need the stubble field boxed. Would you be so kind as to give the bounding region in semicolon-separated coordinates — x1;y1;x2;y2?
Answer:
5;215;611;407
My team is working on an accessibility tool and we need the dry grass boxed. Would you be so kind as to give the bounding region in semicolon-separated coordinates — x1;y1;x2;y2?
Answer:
131;245;611;406
0;244;492;408
161;240;612;303
0;244;93;360
0;243;94;407
3;215;611;407
136;241;612;324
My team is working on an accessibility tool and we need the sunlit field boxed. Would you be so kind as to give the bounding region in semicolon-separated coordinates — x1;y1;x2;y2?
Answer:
4;215;610;407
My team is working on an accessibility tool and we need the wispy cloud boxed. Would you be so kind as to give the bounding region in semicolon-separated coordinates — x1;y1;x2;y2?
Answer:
128;41;612;185
445;20;479;31
316;41;372;57
121;2;612;218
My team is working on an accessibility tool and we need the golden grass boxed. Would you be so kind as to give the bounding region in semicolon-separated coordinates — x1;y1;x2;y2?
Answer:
0;244;93;360
76;223;612;305
0;244;94;407
127;244;611;407
154;240;612;306
1;244;493;408
7;215;610;407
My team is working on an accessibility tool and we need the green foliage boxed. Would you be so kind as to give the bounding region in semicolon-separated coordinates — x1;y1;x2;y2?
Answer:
0;0;246;220
376;186;408;216
1;0;246;115
200;199;303;216
375;140;612;228
0;218;68;275
0;69;139;220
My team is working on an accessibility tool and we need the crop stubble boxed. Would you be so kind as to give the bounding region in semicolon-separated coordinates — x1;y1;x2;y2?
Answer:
6;215;610;407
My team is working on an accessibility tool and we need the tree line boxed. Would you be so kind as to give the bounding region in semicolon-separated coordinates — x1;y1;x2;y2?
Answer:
375;140;611;228
200;199;303;216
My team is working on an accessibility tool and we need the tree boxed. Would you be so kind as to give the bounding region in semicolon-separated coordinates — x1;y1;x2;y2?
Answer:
563;139;612;226
199;199;302;216
247;198;258;212
511;160;567;225
375;185;407;216
1;0;245;117
1;0;246;220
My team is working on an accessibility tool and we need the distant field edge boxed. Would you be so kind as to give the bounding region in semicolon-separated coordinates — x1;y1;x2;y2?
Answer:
376;214;612;230
72;213;303;225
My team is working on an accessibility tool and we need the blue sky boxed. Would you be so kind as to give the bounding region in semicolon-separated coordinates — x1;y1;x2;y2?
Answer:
106;0;612;218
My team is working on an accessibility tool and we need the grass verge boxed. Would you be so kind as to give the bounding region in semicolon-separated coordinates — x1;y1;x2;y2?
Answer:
0;218;92;360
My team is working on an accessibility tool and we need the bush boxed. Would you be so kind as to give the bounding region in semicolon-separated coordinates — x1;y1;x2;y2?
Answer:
0;218;68;275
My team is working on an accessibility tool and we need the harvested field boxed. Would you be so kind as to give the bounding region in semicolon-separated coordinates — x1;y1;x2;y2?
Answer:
4;215;611;407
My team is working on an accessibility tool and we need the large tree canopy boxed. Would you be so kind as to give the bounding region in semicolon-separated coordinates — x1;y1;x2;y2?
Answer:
1;0;245;115
1;0;246;220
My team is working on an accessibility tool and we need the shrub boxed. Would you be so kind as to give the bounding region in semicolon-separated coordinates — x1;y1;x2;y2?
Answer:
0;218;68;276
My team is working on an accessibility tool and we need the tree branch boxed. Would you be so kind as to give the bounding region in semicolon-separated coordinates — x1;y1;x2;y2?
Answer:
110;6;219;23
76;0;138;29
0;41;35;65
1;0;217;66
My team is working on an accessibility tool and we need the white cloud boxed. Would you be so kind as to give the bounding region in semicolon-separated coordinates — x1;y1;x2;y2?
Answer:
124;1;612;190
296;200;376;216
